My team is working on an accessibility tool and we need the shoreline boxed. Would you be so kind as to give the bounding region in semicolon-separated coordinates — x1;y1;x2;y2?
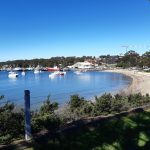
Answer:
104;69;150;95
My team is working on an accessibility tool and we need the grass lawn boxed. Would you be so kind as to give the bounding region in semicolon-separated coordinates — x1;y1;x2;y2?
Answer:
2;111;150;150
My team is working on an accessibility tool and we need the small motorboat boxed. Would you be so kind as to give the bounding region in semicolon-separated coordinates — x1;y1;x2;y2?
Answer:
21;71;26;76
53;71;66;76
26;67;34;71
49;71;66;78
49;73;56;79
8;72;18;78
13;67;23;71
34;65;41;74
34;70;40;74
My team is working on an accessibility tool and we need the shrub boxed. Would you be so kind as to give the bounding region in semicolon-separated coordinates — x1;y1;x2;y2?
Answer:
32;96;60;133
0;102;24;144
32;113;61;132
40;95;58;115
94;94;112;115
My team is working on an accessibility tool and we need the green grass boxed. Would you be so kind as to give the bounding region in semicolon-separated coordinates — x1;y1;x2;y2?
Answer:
2;111;150;150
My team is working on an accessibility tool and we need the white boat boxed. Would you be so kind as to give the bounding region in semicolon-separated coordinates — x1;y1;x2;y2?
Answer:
34;70;40;74
26;67;34;71
49;73;56;78
13;67;22;71
49;71;66;78
34;65;40;74
8;72;18;78
21;71;26;76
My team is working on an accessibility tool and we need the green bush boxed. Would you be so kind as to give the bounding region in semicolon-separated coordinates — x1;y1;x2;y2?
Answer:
1;92;150;144
40;95;58;115
69;94;86;111
67;93;150;118
0;102;24;144
32;114;61;132
32;96;60;133
94;94;112;115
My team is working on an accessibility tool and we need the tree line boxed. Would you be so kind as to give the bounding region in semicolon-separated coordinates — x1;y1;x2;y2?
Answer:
0;50;150;69
0;56;95;68
116;50;150;68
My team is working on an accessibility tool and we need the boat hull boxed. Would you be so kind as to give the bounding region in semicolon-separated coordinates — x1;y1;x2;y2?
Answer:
47;68;60;71
8;72;18;78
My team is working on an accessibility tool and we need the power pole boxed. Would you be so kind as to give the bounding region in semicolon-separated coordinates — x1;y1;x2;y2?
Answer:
121;45;129;53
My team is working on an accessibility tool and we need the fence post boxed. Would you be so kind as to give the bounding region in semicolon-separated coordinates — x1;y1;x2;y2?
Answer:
24;90;31;141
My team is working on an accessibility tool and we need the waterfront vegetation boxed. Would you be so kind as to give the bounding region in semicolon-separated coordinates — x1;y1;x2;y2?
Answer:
0;50;150;69
0;56;94;68
116;50;150;68
1;93;150;148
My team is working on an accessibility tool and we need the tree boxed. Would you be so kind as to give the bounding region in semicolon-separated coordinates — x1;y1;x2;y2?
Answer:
141;51;150;67
117;50;140;68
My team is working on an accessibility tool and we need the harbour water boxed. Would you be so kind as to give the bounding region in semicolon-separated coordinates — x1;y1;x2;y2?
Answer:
0;71;131;108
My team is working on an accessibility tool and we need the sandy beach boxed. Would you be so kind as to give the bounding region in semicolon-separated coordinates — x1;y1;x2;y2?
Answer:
104;69;150;95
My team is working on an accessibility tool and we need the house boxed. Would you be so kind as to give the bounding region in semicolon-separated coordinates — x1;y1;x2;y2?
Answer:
68;61;95;69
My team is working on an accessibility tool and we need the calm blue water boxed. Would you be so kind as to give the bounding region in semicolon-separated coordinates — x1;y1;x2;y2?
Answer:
0;71;131;108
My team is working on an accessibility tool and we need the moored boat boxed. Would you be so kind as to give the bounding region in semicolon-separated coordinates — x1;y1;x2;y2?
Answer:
34;70;40;74
13;67;23;71
26;67;34;71
34;65;41;74
21;71;26;76
8;72;18;78
49;71;66;78
47;66;60;71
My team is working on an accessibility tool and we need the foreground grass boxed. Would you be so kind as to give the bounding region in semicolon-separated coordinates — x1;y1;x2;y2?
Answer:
2;110;150;150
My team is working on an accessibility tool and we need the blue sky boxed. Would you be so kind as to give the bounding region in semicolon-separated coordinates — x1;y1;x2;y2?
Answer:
0;0;150;61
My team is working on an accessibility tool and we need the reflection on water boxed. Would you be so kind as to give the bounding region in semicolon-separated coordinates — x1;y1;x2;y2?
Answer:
0;71;131;106
8;78;17;82
77;74;91;81
34;74;40;80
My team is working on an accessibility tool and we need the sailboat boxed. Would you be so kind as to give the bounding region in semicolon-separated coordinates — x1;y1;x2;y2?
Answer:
34;65;40;74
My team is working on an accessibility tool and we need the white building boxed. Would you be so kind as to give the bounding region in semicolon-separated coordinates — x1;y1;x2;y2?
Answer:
68;61;95;69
